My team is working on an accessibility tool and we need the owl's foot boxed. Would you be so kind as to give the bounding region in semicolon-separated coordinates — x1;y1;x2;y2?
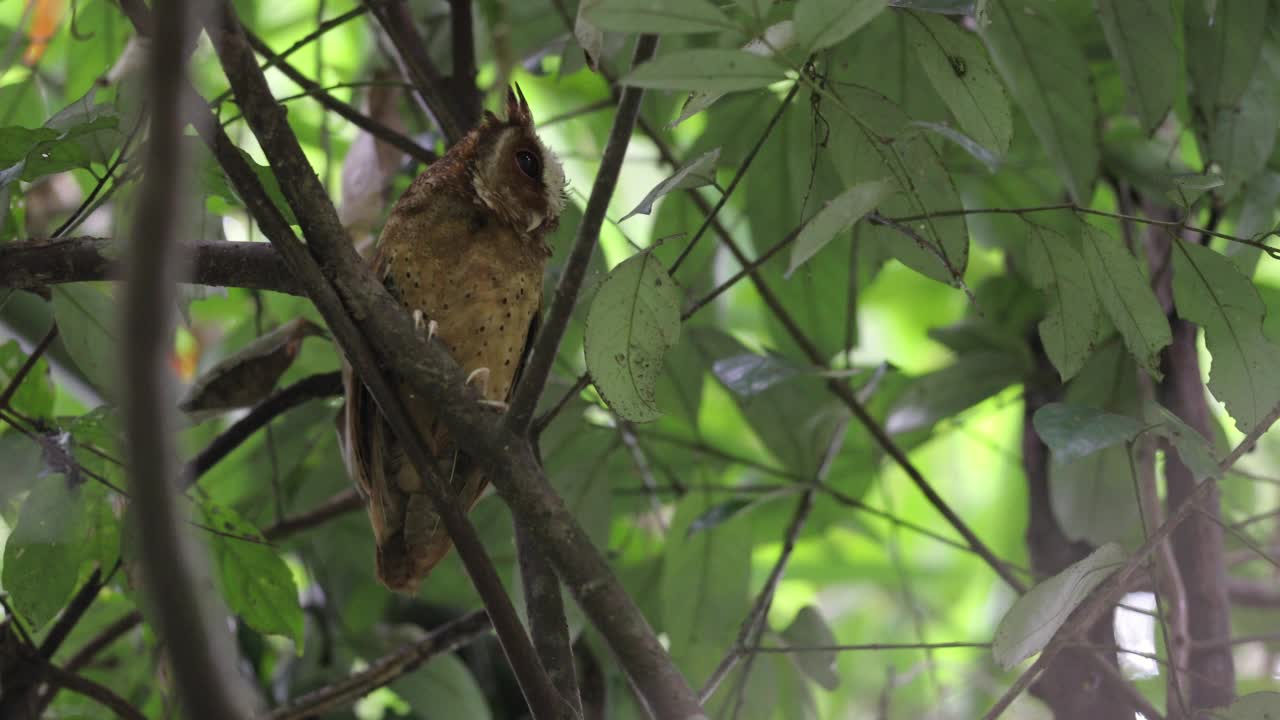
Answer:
466;368;510;411
419;308;445;340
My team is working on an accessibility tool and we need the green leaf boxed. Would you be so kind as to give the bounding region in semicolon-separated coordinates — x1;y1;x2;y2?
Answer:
1080;225;1171;378
2;475;82;630
0;432;44;509
621;49;787;93
584;250;682;422
391;654;492;720
670;21;796;127
662;491;753;674
1027;226;1101;381
0;339;54;417
1185;0;1268;117
827;89;969;285
621;148;720;221
905;11;1012;156
1207;39;1280;199
1051;442;1141;547
1210;692;1280;719
711;351;810;397
993;543;1125;669
780;606;840;691
1146;403;1221;481
786;178;896;276
1228;171;1280;276
1172;242;1280;433
1096;0;1180;132
886;351;1024;434
687;497;756;536
198;501;304;648
1032;403;1141;465
793;0;887;51
51;284;120;397
0;126;60;166
584;0;733;34
981;0;1098;202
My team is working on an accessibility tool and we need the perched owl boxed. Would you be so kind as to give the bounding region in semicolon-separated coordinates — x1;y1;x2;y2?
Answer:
342;86;566;593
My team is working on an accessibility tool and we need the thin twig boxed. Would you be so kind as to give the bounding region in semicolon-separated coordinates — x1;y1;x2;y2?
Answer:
0;324;58;408
42;664;146;720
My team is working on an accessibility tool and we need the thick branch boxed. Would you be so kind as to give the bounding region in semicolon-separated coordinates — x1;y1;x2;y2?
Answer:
122;1;258;716
0;237;301;296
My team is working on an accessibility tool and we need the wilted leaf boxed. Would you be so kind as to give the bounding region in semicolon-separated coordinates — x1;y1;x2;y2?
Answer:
1033;403;1141;465
905;11;1011;156
993;543;1125;669
794;0;887;51
2;475;81;630
179;318;325;415
584;251;682;422
585;0;732;34
52;284;119;397
1096;0;1180;132
621;148;720;221
781;606;840;691
199;500;304;648
671;21;795;127
1027;226;1101;381
1172;242;1280;433
622;49;787;93
1080;225;1171;378
787;179;896;276
981;0;1097;202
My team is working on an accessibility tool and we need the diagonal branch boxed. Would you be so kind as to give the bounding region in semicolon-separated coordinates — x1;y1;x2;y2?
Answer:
364;0;468;144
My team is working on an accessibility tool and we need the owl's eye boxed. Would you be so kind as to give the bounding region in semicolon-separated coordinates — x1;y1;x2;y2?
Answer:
515;149;542;180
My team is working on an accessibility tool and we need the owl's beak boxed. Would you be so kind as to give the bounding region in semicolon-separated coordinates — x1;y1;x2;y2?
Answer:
526;213;544;234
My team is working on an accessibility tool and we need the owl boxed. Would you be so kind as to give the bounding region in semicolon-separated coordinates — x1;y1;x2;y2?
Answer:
342;86;566;593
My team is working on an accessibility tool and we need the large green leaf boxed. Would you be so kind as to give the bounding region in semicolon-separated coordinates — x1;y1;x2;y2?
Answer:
1206;38;1280;199
1080;225;1171;378
0;339;53;417
1172;242;1280;433
793;0;887;51
2;475;82;630
1027;225;1101;381
981;0;1098;202
585;0;733;34
885;350;1025;434
198;500;304;648
1032;403;1141;465
52;284;120;398
1096;0;1180;132
993;543;1125;669
391;653;491;720
905;11;1012;156
584;250;682;423
1227;172;1280;277
1185;0;1268;117
780;606;840;690
786;178;896;275
621;49;787;93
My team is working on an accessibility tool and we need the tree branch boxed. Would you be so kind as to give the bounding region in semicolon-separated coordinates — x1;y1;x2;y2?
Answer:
506;35;660;432
264;609;491;720
0;237;301;296
364;0;468;144
122;0;258;716
42;664;146;720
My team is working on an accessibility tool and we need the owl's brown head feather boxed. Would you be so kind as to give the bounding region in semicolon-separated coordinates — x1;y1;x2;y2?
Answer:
467;84;566;239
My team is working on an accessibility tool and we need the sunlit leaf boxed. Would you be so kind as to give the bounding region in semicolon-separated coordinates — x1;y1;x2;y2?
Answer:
993;543;1125;669
1080;225;1171;378
671;21;795;127
621;49;787;93
621;148;720;221
905;11;1011;156
1172;242;1280;433
981;0;1097;202
584;250;682;422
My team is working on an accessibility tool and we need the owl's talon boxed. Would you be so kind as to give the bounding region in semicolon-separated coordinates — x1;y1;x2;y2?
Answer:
466;367;491;394
412;310;438;343
480;399;510;411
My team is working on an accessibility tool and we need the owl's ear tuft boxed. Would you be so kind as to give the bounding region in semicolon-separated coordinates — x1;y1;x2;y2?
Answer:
506;83;533;126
